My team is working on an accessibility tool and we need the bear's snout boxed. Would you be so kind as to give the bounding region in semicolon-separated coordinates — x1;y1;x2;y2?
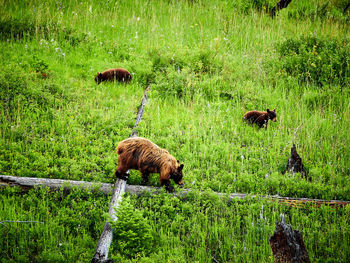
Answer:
272;117;277;122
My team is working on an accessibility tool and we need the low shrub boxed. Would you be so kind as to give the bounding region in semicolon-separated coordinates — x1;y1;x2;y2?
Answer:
109;196;154;259
275;36;350;87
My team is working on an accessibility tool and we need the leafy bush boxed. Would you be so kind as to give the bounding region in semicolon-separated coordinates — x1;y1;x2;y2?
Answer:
276;36;350;87
109;196;154;259
287;1;350;23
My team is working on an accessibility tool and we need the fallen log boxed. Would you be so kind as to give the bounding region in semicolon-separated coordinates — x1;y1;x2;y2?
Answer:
1;175;350;208
130;86;150;137
91;179;126;263
92;85;151;262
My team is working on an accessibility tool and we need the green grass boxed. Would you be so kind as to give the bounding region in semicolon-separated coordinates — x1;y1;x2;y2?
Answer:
1;186;109;263
109;191;350;263
0;0;349;262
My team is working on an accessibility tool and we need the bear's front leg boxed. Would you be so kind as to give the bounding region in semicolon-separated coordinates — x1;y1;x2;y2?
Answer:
160;178;174;192
141;172;150;185
115;169;129;181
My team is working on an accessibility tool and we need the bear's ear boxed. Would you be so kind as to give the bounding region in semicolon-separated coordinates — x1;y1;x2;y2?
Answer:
267;109;270;113
273;108;276;112
178;164;184;171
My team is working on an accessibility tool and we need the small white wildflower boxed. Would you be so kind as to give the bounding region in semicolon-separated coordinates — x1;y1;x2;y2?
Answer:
260;205;264;219
265;173;269;179
108;51;112;54
137;17;140;21
241;155;244;160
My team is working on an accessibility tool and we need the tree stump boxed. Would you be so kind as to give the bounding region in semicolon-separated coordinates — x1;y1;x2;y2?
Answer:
268;0;292;17
269;214;310;263
285;144;309;181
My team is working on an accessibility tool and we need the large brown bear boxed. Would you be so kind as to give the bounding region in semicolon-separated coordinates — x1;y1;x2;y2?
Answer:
115;137;184;192
95;68;132;84
243;109;277;128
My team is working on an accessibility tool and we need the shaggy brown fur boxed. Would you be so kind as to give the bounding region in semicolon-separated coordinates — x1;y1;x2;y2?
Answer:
243;109;277;128
95;68;132;84
115;137;184;192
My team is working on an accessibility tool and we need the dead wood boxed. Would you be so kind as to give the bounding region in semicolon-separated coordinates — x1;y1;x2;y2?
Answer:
284;144;309;181
92;179;126;263
269;0;292;17
92;85;150;262
1;175;350;208
269;214;310;263
131;86;150;137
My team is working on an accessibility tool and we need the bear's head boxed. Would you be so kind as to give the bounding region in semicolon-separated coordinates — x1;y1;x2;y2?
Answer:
267;109;277;122
94;72;103;84
171;162;184;186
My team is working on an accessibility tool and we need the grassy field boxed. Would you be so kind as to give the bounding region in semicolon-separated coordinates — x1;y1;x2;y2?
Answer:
1;0;350;262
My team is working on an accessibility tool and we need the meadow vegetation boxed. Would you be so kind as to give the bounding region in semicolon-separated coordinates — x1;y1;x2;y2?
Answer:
0;0;349;262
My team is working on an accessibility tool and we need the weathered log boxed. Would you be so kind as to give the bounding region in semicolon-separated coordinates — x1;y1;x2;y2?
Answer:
130;86;150;137
1;175;350;208
92;85;151;262
0;174;114;194
269;214;310;263
92;179;126;263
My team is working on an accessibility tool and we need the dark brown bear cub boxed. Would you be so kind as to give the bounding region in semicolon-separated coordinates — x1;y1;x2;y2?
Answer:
95;68;132;84
243;109;277;128
115;137;184;192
